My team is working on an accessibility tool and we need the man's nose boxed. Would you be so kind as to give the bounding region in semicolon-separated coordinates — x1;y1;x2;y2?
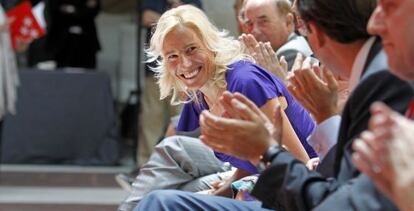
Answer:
367;6;386;36
250;24;262;38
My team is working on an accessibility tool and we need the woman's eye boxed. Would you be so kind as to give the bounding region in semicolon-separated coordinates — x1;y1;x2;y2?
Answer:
167;54;178;61
187;46;197;54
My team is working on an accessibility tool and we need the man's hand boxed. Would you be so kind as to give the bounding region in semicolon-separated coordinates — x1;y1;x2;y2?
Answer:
239;34;288;81
287;54;340;123
352;102;414;211
200;91;280;164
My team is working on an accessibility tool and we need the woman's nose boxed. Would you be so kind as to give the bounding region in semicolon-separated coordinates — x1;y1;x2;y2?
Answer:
180;55;192;68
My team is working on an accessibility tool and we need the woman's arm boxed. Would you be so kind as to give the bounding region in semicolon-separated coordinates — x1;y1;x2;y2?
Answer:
260;97;309;163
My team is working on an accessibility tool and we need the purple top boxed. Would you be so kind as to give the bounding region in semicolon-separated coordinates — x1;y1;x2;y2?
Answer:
177;60;316;174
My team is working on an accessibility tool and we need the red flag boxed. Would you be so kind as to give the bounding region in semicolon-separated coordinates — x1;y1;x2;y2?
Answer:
6;1;45;49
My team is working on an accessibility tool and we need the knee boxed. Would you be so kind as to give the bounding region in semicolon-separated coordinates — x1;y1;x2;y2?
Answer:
154;136;195;152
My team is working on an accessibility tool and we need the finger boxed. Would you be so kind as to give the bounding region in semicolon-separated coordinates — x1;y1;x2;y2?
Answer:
240;34;254;55
201;111;235;130
265;42;278;65
287;79;308;107
369;112;395;131
254;42;265;65
260;42;272;68
359;130;393;175
300;56;312;71
352;139;378;174
313;63;323;78
352;138;380;174
200;111;226;132
201;110;253;135
280;56;288;73
291;53;304;72
229;98;261;121
352;152;393;198
220;92;241;119
201;135;228;153
321;66;339;91
245;34;258;50
232;92;266;120
370;102;394;117
296;58;318;88
289;71;306;94
359;131;384;153
307;64;324;83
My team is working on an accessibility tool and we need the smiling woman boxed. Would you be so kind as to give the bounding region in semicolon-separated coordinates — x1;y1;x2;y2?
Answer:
162;26;215;91
145;4;317;198
146;5;250;106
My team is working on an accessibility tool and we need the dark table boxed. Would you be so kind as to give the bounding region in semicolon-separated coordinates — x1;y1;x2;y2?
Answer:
1;69;120;165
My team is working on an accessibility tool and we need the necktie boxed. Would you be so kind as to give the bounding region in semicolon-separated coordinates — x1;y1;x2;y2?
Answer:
405;99;414;119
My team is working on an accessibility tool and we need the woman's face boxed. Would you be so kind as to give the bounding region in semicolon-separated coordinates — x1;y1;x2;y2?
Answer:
162;26;215;90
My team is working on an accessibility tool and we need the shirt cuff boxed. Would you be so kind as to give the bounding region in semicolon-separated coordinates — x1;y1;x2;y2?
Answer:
307;115;341;160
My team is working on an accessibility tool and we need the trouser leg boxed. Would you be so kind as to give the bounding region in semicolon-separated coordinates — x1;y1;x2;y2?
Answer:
134;190;271;211
119;136;230;210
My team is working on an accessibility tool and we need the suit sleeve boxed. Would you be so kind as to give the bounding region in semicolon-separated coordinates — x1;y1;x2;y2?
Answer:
252;70;412;211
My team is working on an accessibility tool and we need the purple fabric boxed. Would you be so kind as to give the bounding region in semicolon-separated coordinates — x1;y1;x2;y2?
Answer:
177;60;316;174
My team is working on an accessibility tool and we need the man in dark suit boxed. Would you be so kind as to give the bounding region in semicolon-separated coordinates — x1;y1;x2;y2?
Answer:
351;1;414;211
132;0;414;210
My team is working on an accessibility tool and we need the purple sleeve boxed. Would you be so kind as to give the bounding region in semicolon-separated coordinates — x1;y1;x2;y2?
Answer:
226;62;284;107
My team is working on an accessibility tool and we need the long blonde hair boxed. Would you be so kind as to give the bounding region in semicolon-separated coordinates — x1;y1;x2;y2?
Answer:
146;5;251;105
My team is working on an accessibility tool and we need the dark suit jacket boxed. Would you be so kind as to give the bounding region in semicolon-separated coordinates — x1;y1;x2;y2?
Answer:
251;37;414;211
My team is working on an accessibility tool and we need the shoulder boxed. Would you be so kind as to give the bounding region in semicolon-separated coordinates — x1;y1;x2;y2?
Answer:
276;34;313;57
226;60;273;84
353;69;413;105
225;60;287;107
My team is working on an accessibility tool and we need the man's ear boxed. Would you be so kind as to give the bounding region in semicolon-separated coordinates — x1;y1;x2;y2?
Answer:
308;21;325;48
285;13;294;30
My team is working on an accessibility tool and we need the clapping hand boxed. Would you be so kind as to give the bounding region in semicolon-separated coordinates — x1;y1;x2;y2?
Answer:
239;34;288;81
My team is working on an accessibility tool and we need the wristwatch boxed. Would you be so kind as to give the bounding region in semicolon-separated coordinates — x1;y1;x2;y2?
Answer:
256;145;285;173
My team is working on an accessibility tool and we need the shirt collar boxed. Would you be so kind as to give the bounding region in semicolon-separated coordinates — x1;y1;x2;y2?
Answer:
348;37;376;92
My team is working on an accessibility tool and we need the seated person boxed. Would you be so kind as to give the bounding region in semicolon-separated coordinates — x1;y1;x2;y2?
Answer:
118;5;317;211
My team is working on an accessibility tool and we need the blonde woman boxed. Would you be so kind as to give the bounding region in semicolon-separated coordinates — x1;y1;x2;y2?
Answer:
149;4;316;194
119;5;316;210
